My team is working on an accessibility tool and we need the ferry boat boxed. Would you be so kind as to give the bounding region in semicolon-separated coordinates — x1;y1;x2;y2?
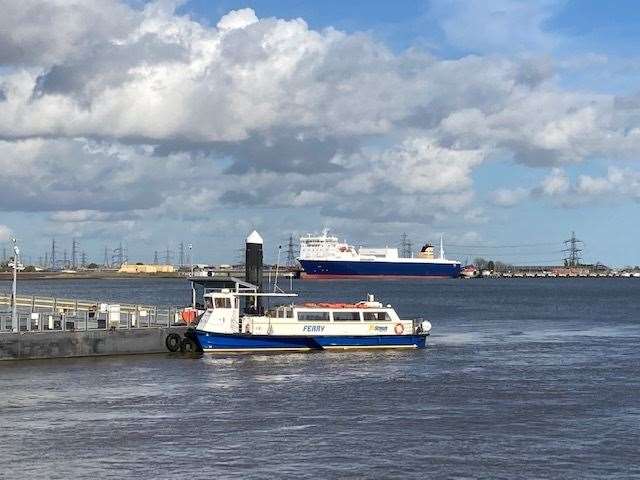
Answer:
297;230;461;279
193;289;432;353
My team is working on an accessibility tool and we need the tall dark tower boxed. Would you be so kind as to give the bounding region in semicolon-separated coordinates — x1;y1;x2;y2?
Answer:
245;230;264;312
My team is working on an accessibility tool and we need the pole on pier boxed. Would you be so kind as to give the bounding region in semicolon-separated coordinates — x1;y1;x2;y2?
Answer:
11;238;19;332
245;231;263;313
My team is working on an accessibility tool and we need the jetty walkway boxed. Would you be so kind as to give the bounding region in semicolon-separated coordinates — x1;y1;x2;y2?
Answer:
0;293;188;361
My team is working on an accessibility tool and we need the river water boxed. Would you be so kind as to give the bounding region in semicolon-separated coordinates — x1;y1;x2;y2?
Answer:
1;278;639;479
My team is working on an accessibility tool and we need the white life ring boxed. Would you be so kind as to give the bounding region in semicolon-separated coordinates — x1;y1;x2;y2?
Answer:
394;323;404;335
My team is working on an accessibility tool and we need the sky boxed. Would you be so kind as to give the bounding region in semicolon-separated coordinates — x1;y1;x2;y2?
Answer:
1;0;640;267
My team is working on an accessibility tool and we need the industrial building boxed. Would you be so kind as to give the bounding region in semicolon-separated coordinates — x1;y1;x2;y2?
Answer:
118;263;176;274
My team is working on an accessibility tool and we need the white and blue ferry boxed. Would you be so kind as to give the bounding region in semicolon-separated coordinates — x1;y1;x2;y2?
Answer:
194;288;432;353
298;229;461;279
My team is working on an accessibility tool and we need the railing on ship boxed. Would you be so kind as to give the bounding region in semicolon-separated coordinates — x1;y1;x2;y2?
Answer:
241;317;423;335
0;292;187;333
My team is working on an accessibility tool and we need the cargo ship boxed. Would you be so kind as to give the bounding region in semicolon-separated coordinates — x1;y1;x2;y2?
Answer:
297;230;461;279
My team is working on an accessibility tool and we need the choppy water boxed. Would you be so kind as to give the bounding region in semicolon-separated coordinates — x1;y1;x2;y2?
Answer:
1;278;639;479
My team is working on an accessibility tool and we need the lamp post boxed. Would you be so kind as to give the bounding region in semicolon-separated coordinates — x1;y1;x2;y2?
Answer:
188;243;194;308
11;238;19;333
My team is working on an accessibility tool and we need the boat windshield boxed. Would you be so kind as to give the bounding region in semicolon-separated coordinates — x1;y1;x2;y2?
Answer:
214;297;232;309
363;311;391;321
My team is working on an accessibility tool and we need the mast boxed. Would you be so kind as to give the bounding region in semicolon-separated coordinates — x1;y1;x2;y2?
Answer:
439;235;444;260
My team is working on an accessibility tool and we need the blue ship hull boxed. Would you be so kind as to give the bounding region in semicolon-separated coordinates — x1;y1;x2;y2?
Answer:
196;330;427;352
299;259;461;279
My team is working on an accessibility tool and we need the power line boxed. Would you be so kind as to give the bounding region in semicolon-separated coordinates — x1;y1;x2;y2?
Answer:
505;260;565;265
51;238;56;270
399;233;413;258
112;242;126;267
448;251;566;257
179;242;185;267
563;231;584;266
71;238;79;269
285;235;298;266
446;242;561;248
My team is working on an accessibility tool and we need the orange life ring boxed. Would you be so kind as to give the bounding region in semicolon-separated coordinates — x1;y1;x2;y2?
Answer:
394;323;404;335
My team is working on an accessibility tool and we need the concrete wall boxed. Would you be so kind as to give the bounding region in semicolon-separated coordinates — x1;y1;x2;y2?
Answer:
0;327;188;361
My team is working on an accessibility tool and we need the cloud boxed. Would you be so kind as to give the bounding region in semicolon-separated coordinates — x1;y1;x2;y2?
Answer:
508;166;640;208
576;167;640;200
0;224;11;242
429;0;560;54
48;210;141;223
539;167;570;196
491;187;529;207
0;137;205;212
0;0;137;66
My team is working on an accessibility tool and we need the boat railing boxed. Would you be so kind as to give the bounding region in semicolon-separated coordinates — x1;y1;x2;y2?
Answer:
239;317;420;334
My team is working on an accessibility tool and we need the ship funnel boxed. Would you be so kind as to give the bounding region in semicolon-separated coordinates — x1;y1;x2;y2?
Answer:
245;230;264;312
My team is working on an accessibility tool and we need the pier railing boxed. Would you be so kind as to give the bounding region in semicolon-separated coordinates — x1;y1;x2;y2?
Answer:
0;293;186;333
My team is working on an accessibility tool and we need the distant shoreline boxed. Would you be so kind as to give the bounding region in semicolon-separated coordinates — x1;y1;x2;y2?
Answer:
0;271;185;281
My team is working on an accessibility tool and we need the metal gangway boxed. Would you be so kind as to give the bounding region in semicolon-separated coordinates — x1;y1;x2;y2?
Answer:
0;293;186;333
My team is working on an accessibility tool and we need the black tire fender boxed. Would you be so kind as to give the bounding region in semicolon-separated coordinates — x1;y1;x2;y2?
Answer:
180;336;198;353
165;333;181;352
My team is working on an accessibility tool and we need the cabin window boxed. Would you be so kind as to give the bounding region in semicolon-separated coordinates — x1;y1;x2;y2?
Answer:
363;311;391;321
214;298;232;309
275;307;293;318
332;311;361;321
204;298;213;309
297;311;330;322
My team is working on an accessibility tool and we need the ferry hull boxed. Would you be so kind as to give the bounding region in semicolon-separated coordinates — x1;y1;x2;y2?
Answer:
195;330;426;352
299;259;461;279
